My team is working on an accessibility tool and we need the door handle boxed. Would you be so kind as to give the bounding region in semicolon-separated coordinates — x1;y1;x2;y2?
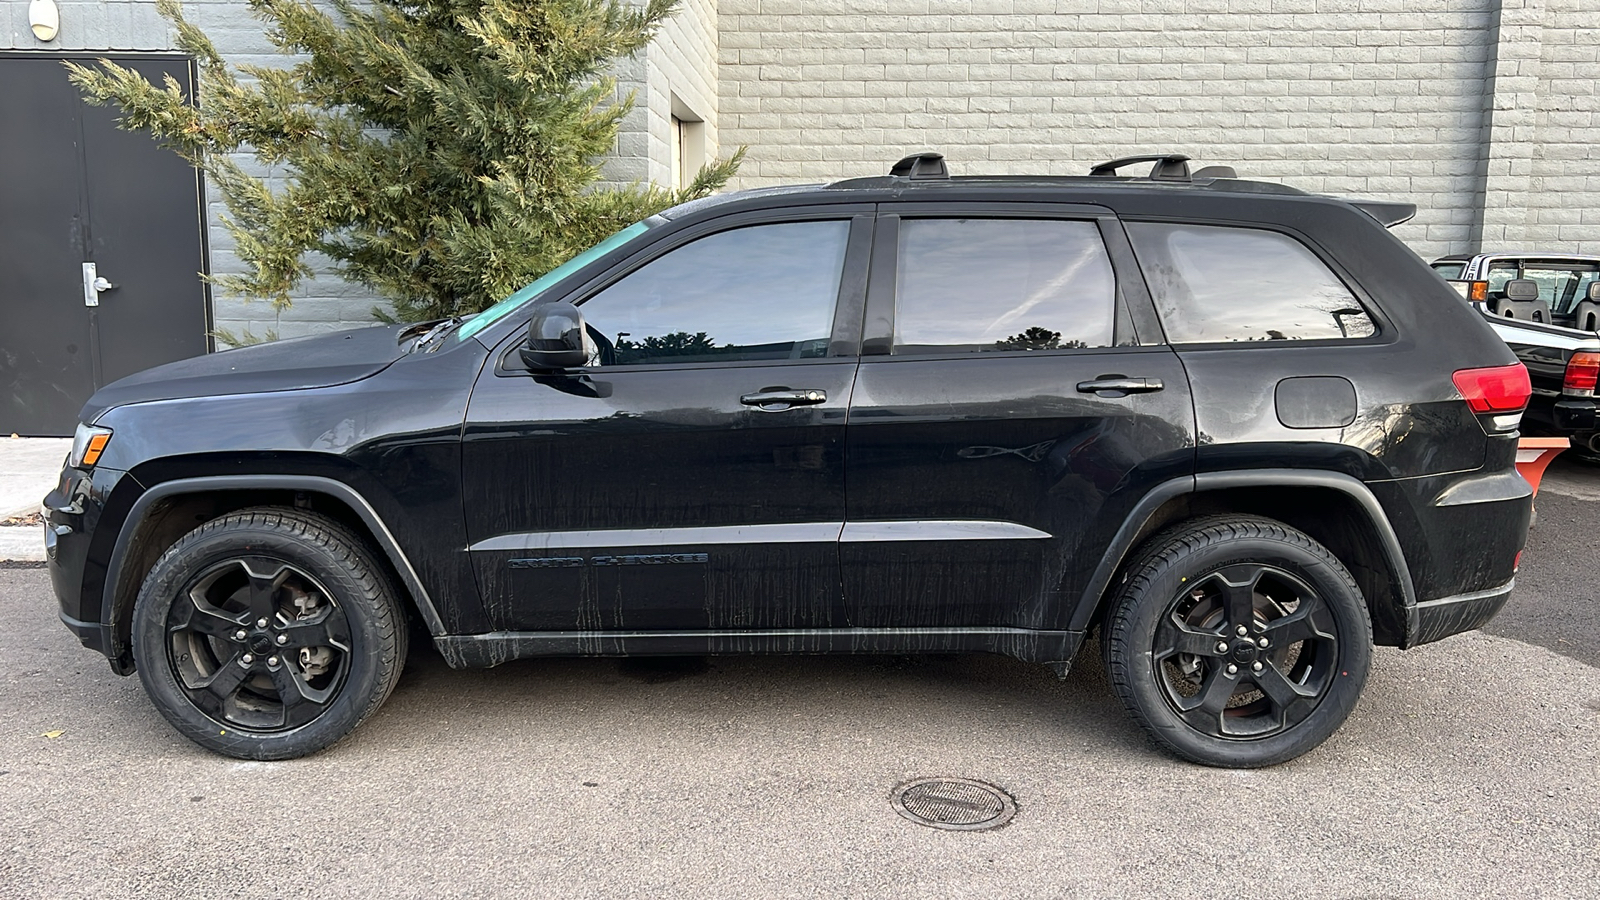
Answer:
740;388;827;410
82;262;117;307
1076;376;1164;396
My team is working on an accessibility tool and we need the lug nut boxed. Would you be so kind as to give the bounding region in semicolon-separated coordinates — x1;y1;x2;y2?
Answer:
256;618;268;628
1236;625;1248;636
234;629;247;641
1252;661;1263;672
1215;641;1229;653
241;653;254;665
276;634;288;645
1257;637;1269;648
267;656;279;666
1225;664;1238;675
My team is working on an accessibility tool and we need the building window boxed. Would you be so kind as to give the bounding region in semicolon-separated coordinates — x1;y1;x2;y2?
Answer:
670;94;705;191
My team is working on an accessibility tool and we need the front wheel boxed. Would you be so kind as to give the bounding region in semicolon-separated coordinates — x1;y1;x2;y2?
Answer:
1103;515;1372;768
132;508;406;759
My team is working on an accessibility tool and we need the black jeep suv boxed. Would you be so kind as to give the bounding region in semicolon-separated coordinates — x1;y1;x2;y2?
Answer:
47;153;1533;767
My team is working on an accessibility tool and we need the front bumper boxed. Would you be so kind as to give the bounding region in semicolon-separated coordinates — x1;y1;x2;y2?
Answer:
45;464;133;669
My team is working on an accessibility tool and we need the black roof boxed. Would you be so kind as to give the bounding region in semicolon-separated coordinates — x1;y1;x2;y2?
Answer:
656;151;1416;227
659;172;1415;230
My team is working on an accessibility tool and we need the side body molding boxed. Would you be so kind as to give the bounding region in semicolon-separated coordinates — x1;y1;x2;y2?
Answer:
102;475;448;665
1067;469;1417;639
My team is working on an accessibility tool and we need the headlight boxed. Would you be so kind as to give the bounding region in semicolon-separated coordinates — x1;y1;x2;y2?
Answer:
69;422;113;469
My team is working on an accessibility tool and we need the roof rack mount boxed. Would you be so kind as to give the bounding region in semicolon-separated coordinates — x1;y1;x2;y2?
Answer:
890;152;949;180
1089;154;1191;181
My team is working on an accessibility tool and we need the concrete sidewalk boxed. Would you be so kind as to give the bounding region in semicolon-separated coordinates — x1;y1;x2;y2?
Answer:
1;435;70;561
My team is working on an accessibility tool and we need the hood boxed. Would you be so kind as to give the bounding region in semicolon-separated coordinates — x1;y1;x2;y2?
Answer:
81;324;414;422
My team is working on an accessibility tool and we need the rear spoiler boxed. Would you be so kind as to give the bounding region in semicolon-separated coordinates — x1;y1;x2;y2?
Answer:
1352;200;1417;228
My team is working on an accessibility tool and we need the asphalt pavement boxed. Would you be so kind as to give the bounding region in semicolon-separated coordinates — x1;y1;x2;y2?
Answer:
2;462;1598;898
1487;457;1600;668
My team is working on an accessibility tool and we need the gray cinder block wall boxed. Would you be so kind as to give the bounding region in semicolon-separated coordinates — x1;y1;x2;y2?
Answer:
719;0;1600;263
5;0;1597;342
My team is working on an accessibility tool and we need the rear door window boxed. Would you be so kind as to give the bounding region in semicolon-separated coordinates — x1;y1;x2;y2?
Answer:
1125;222;1377;343
893;218;1116;354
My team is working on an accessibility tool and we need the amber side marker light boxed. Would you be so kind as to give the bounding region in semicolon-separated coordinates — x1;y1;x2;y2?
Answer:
82;433;110;466
69;423;113;468
1468;281;1489;302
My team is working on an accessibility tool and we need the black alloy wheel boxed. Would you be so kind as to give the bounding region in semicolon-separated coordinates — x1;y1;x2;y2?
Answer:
133;508;406;759
1151;563;1336;740
1104;515;1372;768
165;558;353;733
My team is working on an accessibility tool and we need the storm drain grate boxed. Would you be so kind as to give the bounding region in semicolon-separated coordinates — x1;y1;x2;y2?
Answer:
891;777;1017;831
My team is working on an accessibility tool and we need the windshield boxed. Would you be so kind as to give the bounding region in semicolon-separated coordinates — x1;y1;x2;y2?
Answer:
457;221;652;342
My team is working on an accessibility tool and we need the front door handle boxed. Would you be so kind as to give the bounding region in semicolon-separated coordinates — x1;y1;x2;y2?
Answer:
1076;376;1164;396
740;388;827;411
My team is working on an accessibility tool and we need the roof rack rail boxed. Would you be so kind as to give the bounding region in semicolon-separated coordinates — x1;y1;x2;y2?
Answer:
890;152;949;180
1088;154;1191;181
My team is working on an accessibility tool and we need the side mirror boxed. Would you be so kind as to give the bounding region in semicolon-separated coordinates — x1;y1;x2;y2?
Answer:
520;302;592;370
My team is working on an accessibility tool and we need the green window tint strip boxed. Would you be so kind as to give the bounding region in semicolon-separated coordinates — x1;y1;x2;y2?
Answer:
457;221;652;342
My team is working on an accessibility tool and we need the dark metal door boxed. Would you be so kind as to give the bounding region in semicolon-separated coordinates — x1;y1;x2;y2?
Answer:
0;54;207;435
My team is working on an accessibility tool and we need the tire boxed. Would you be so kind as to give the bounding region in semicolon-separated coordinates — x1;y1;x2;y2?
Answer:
1103;515;1372;768
132;507;406;760
1565;440;1600;466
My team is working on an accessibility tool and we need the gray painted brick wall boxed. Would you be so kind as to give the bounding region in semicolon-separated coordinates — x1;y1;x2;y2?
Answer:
717;0;1597;263
7;0;1597;342
1528;0;1599;252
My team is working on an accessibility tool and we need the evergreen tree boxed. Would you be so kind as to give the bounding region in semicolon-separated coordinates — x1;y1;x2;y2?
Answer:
67;0;742;324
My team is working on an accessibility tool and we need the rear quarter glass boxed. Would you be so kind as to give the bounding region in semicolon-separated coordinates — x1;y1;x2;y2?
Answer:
1122;221;1377;343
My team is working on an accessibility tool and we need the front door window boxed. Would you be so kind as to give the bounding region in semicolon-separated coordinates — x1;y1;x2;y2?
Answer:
578;220;851;365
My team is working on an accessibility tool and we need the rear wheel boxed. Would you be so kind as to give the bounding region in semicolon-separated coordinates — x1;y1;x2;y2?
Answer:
132;508;405;759
1103;515;1372;767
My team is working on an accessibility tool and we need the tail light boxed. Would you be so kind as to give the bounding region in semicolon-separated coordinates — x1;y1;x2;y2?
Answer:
1452;363;1531;433
1563;351;1600;398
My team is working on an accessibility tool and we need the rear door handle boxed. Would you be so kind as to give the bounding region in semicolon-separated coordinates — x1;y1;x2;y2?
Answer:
1076;376;1164;396
740;388;827;410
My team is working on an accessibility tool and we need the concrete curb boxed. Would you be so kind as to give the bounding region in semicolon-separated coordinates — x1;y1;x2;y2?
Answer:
2;437;70;559
0;526;45;562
